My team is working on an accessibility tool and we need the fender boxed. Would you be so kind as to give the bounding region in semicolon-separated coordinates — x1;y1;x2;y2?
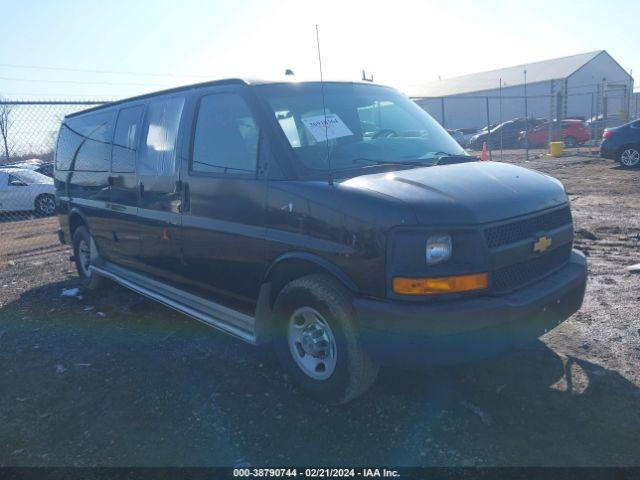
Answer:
263;251;359;293
255;251;359;344
68;207;91;235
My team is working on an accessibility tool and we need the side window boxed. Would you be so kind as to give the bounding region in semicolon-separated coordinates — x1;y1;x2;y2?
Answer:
56;123;80;171
111;105;144;173
62;111;115;172
8;173;27;186
276;112;301;147
139;96;185;176
191;93;259;175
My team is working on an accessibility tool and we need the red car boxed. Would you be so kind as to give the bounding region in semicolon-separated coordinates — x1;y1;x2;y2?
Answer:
520;120;591;148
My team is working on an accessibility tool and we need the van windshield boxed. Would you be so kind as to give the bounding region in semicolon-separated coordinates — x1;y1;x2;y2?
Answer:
255;83;465;176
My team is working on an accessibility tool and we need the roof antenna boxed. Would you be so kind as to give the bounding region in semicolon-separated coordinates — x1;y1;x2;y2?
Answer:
315;24;333;186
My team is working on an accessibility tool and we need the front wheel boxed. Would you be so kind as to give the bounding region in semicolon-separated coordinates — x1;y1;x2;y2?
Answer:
273;274;379;404
619;147;640;168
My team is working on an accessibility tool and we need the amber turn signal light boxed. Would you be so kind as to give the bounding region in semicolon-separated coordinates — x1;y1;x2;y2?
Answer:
392;273;489;295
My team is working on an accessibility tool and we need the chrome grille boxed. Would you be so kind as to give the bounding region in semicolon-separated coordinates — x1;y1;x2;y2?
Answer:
491;243;572;293
484;207;572;249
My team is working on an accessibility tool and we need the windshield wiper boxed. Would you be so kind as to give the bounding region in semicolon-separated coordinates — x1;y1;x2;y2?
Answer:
350;157;428;167
430;152;479;165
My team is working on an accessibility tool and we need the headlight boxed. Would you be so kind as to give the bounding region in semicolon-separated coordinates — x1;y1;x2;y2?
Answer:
426;234;452;265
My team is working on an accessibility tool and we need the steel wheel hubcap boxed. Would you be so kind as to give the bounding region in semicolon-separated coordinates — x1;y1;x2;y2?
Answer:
288;307;337;380
621;149;639;166
78;239;91;276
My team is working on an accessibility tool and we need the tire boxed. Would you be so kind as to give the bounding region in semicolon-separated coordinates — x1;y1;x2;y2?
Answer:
34;194;56;217
619;146;640;168
72;225;104;290
273;274;379;404
564;136;577;148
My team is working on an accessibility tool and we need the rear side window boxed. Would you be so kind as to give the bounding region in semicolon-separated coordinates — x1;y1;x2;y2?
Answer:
111;105;145;173
56;110;115;171
139;96;185;176
191;93;259;175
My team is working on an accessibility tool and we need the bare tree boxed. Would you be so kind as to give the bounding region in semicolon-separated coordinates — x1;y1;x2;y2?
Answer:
0;98;14;162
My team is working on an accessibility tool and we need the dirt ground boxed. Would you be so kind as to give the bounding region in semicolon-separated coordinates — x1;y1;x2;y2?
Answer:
1;149;639;467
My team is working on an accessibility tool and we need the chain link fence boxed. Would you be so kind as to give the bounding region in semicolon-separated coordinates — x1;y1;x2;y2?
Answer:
414;84;636;160
0;100;106;270
0;93;634;273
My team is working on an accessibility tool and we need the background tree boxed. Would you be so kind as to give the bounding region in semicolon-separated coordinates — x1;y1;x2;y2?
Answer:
0;98;14;162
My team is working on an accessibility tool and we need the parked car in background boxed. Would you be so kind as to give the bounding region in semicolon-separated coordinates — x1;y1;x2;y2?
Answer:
469;118;544;150
446;129;466;146
447;128;481;148
0;167;56;216
456;128;480;147
587;114;627;139
3;159;54;177
446;128;479;147
519;119;590;148
600;119;640;167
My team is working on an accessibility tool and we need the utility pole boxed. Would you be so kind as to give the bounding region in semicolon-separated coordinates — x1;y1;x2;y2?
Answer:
499;78;503;161
590;92;595;142
524;69;529;161
549;79;555;148
485;96;492;160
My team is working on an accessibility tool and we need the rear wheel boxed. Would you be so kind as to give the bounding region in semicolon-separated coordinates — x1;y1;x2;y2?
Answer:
34;194;56;217
273;274;379;404
564;136;577;148
72;226;104;290
619;147;640;168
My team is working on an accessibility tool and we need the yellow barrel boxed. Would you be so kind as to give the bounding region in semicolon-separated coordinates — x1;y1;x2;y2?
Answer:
549;142;564;157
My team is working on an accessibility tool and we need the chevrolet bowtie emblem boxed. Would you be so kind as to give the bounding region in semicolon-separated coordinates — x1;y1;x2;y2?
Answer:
533;235;552;253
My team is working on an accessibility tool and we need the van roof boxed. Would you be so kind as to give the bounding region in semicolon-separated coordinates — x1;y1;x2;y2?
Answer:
65;78;389;119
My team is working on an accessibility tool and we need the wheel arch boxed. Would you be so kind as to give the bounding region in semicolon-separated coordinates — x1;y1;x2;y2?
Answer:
263;252;358;308
68;208;90;237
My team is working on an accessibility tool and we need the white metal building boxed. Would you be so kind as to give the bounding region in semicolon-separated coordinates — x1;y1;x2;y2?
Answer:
409;51;634;130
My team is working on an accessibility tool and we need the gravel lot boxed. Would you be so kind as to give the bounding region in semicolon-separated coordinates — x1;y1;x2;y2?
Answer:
1;149;639;467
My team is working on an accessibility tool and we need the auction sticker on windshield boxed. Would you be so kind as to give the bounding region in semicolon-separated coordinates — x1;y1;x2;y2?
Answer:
301;114;353;142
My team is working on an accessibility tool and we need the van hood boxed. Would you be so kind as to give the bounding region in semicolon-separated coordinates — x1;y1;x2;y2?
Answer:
340;161;568;226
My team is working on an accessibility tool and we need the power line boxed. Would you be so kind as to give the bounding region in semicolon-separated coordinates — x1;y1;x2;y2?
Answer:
0;75;172;87
0;62;213;79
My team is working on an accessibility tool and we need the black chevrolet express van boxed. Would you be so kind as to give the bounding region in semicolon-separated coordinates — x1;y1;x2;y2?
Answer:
54;79;587;403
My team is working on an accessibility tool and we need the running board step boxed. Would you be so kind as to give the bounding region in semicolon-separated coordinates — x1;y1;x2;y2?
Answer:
90;262;257;344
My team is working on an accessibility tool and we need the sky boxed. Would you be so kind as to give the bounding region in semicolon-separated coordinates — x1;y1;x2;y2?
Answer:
0;0;638;100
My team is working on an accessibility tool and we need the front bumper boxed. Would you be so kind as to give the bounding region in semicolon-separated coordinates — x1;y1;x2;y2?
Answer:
353;250;587;366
